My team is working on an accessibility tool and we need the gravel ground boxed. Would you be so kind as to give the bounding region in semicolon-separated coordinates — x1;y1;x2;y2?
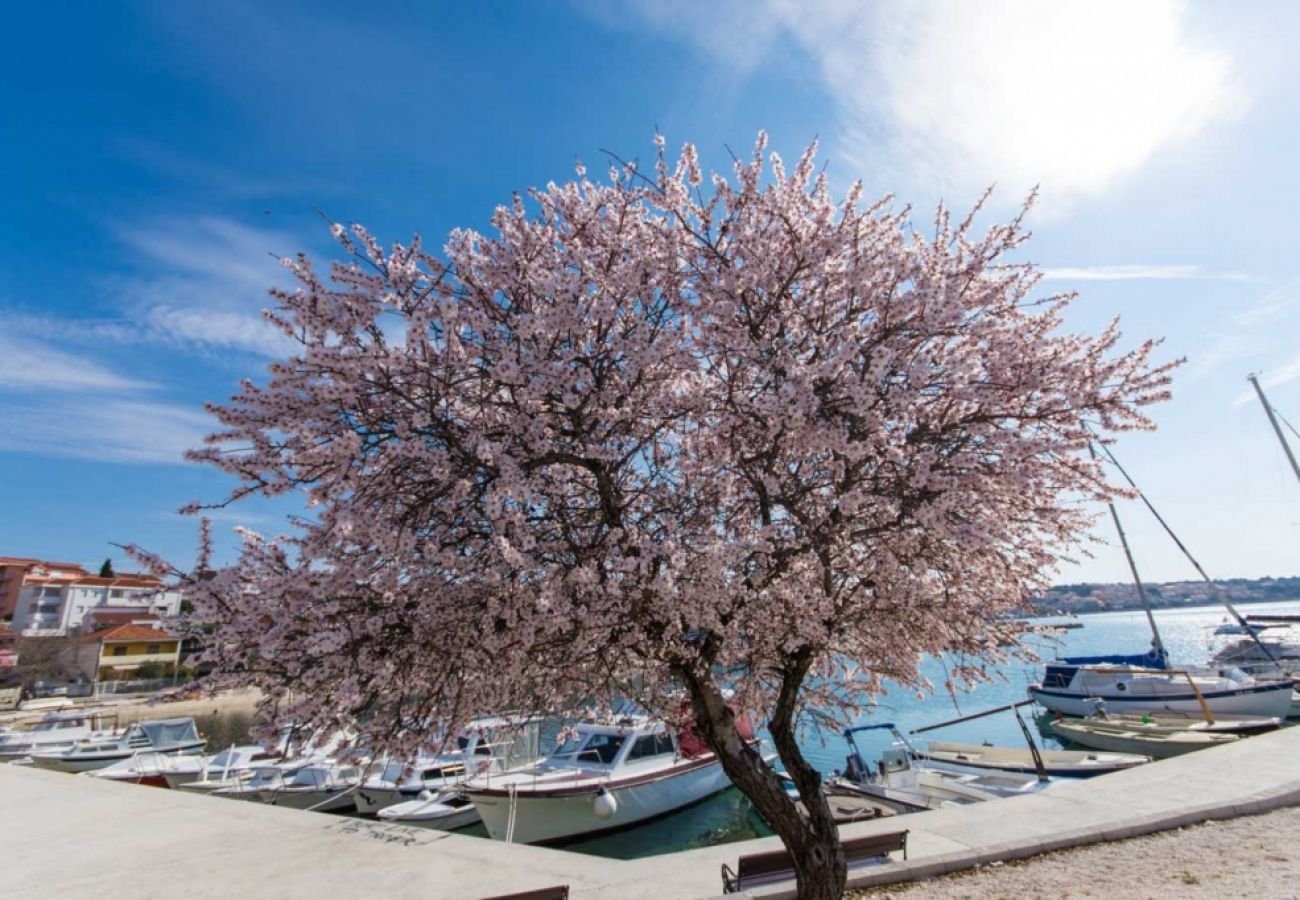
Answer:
854;805;1300;899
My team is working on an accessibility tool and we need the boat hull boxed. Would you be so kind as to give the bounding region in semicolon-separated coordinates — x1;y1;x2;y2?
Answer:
912;739;1149;777
254;787;357;811
29;742;206;774
377;798;481;830
354;785;425;816
1050;721;1239;759
468;758;732;844
1029;682;1294;719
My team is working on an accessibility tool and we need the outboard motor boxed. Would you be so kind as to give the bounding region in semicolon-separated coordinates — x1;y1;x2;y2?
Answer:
844;752;868;784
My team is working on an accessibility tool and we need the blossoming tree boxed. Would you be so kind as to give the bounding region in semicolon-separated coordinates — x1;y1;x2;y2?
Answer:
145;135;1174;898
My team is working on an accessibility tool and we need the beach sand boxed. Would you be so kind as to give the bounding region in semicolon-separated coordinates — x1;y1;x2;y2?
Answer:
855;805;1300;899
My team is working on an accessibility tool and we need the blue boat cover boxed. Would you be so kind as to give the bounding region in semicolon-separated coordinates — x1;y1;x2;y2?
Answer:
1059;648;1168;670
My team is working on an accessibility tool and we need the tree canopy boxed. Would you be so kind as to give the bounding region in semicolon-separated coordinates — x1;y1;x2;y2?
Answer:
135;135;1174;898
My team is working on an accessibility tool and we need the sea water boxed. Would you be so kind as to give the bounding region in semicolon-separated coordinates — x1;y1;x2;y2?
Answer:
191;599;1298;859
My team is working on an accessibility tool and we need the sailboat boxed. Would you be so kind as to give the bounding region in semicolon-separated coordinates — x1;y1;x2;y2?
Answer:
1029;441;1295;720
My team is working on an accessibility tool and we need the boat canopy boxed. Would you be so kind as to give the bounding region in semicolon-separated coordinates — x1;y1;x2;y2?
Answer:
1060;648;1168;670
140;718;201;747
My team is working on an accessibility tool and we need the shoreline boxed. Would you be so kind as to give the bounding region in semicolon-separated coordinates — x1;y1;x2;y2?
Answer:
0;686;263;728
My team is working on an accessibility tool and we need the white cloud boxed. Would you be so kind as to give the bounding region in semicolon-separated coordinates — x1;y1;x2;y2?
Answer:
607;1;1239;206
111;216;300;357
0;396;212;464
0;334;153;392
1039;265;1239;282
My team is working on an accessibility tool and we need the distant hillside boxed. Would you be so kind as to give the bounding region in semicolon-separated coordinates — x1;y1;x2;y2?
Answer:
1031;576;1300;616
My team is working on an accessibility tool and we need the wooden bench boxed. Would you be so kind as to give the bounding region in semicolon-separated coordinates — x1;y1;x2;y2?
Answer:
479;886;568;900
721;831;908;894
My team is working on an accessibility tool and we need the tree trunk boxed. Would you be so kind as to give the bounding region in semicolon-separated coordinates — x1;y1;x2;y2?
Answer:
676;661;847;900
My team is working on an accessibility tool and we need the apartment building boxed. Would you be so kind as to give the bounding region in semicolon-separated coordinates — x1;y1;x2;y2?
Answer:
10;571;183;636
0;557;89;619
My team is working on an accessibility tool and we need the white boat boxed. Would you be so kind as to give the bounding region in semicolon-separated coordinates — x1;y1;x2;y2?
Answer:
217;761;363;811
462;714;747;845
93;744;281;789
913;739;1149;777
29;718;206;773
831;724;1061;814
376;789;481;830
1028;652;1294;719
0;712;120;760
1050;716;1241;758
354;717;541;815
1064;708;1281;736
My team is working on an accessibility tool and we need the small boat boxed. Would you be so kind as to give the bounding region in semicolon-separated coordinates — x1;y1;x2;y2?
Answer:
913;739;1149;777
462;712;755;845
830;724;1061;815
354;716;541;815
376;789;481;830
777;777;895;824
1050;716;1241;758
0;711;120;760
217;761;363;811
1074;709;1281;736
29;718;206;773
95;744;282;789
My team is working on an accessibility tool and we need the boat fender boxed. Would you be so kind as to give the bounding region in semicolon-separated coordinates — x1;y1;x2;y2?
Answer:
418;789;433;801
593;787;617;820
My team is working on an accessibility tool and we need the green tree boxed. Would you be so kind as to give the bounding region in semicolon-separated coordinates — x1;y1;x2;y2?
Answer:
99;558;114;578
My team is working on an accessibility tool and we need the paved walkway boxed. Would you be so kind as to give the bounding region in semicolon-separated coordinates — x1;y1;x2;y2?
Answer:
2;724;1298;899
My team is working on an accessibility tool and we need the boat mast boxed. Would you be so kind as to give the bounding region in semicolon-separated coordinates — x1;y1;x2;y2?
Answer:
1248;373;1300;491
1088;443;1166;660
1089;433;1282;667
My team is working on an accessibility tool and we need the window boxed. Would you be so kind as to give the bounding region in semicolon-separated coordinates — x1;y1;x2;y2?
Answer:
112;646;127;657
146;644;160;655
110;589;124;599
627;732;676;761
576;733;626;765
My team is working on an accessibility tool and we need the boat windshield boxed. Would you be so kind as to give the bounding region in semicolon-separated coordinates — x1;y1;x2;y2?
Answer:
555;732;627;766
456;735;494;756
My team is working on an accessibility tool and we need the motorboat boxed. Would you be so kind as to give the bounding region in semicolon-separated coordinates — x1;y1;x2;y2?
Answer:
354;716;541;815
461;713;751;844
829;724;1062;814
776;777;896;824
1050;716;1240;758
0;711;120;760
29;718;206;773
376;789;481;830
93;744;282;789
168;745;284;791
1028;651;1294;719
217;760;363;811
912;739;1149;777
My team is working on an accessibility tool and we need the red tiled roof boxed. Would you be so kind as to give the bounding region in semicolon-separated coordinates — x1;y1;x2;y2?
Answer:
0;557;88;570
26;575;164;589
86;624;179;643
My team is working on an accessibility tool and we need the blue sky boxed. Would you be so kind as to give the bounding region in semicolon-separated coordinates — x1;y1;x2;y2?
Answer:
2;1;1299;585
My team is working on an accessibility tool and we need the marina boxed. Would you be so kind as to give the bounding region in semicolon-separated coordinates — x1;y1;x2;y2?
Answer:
3;598;1299;867
3;711;1299;899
